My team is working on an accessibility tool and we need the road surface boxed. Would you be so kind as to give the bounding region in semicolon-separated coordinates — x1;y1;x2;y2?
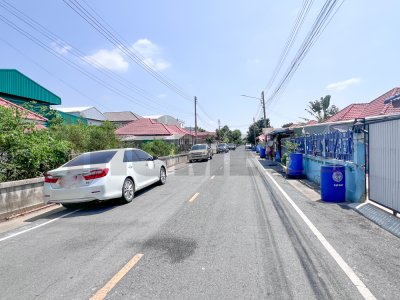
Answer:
0;147;399;299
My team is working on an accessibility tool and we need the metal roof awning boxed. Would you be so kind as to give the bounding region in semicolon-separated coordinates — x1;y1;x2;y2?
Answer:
384;93;400;104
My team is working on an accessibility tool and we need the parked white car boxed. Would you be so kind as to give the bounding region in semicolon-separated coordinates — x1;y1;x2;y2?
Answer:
43;148;166;207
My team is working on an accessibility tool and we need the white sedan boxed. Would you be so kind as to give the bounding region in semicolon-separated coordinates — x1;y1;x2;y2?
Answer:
43;148;167;207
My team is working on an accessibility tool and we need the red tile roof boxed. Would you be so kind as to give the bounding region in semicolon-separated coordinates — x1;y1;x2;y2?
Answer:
115;118;173;136
165;125;194;136
326;87;400;122
0;97;48;122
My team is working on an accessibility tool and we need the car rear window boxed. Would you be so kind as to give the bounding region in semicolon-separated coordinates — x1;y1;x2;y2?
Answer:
192;145;207;150
64;151;117;167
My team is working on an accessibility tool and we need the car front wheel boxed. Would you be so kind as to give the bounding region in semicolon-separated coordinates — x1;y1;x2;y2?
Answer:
159;167;167;185
120;178;135;204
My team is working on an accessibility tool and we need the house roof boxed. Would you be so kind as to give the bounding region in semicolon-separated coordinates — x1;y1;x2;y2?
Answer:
55;106;105;121
55;106;92;113
115;118;173;136
326;87;400;122
0;97;48;122
103;111;142;122
0;69;61;105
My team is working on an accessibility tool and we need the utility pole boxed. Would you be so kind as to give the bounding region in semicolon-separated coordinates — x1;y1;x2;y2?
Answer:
261;91;267;129
253;117;256;146
218;119;221;143
194;96;198;145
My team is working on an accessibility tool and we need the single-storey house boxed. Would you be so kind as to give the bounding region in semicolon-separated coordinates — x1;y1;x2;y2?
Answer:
103;111;142;128
54;106;106;126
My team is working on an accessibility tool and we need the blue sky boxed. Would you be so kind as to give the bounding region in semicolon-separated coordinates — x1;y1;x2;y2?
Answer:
1;0;399;134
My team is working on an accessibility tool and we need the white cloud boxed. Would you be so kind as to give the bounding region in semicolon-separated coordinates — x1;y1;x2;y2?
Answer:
157;93;167;99
51;41;72;55
82;38;169;72
83;48;129;72
131;38;170;71
326;78;361;91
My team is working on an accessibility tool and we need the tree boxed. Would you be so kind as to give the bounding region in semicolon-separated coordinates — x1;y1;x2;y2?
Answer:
196;126;206;132
215;125;242;144
246;118;270;144
304;95;339;123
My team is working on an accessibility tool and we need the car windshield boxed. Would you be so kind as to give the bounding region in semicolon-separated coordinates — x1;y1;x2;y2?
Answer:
63;151;117;167
218;144;226;147
191;145;207;150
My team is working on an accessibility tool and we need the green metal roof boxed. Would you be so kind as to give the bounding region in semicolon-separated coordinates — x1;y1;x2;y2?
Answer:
0;69;61;105
57;111;88;125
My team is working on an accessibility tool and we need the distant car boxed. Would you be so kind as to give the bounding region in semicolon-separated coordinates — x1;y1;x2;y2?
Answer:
217;143;229;153
245;143;252;150
189;144;213;162
227;143;236;150
43;148;166;207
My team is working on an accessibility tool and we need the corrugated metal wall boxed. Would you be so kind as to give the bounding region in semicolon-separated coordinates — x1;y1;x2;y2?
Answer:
369;119;400;212
0;69;61;105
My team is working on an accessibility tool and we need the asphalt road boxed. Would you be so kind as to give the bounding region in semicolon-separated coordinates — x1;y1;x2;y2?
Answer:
0;147;399;299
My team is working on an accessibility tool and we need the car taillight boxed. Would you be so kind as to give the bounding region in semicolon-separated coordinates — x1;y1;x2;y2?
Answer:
44;173;59;183
83;168;109;180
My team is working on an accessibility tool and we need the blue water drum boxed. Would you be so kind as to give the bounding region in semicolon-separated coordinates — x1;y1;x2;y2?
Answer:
287;153;303;176
320;165;345;202
259;147;266;158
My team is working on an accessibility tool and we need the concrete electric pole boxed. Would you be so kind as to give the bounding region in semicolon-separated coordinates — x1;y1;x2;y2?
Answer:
194;96;198;145
261;91;267;129
253;117;256;146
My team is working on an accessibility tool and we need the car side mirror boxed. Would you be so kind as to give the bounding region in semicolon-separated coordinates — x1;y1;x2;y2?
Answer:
152;156;158;160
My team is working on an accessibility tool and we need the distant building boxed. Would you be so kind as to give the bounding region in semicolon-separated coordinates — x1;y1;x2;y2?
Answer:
143;114;184;128
55;106;106;126
0;69;86;125
103;111;142;128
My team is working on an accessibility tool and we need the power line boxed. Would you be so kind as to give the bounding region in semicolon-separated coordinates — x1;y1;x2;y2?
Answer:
0;12;189;116
265;0;344;108
0;37;112;111
264;0;314;92
0;0;191;116
63;0;193;102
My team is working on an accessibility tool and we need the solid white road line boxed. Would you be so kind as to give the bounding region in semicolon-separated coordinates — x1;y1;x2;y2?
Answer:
260;165;376;300
0;209;79;243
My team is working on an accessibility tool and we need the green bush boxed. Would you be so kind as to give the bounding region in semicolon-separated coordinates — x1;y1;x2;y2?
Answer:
0;106;71;181
141;140;178;157
0;106;122;182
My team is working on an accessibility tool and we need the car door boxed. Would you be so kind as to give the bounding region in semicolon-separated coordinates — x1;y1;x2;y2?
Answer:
134;150;159;185
123;150;147;189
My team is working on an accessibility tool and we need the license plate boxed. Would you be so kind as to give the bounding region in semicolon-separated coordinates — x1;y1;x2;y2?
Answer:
60;176;78;188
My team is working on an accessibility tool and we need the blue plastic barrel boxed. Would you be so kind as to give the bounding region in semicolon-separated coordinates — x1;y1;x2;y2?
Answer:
287;153;303;176
320;165;345;202
260;147;266;158
275;150;281;162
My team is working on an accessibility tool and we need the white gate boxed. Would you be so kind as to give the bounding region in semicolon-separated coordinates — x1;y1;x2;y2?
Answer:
369;118;400;213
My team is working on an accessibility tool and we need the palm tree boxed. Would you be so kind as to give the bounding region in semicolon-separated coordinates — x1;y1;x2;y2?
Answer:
305;95;339;122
